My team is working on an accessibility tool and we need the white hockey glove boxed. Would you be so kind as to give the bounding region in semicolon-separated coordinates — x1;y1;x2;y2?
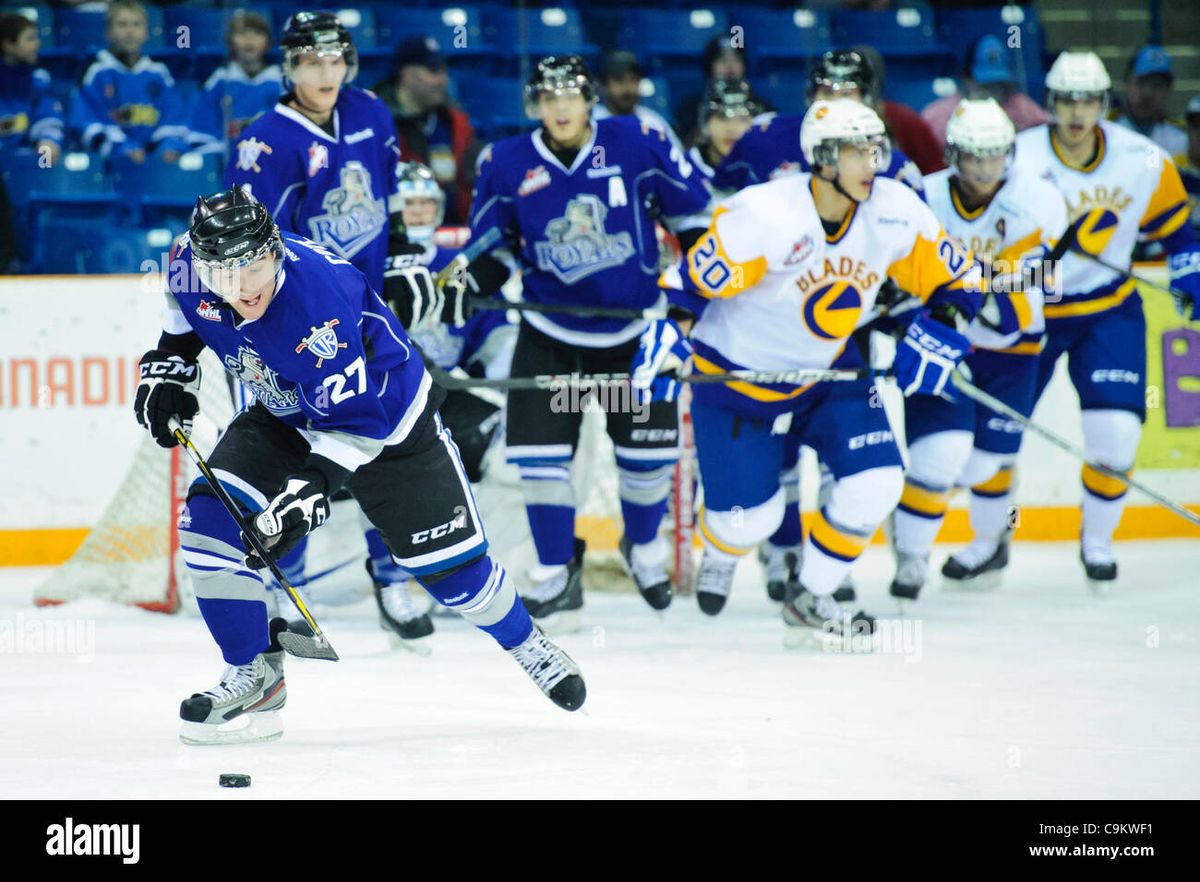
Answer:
244;474;330;570
134;349;201;448
631;317;692;404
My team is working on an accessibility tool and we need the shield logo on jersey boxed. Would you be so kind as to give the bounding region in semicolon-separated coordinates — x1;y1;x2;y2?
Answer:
295;318;348;368
801;281;864;341
306;161;387;261
308;141;330;178
534;194;635;285
236;137;273;173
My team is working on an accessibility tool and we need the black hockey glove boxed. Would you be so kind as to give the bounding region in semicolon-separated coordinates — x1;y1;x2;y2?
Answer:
243;472;330;570
133;349;201;448
384;246;470;329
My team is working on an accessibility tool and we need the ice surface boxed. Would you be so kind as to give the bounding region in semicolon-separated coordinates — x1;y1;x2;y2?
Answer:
2;540;1197;799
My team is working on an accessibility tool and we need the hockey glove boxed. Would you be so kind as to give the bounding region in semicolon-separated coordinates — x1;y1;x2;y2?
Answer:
631;317;692;405
1168;248;1200;321
244;473;330;570
384;249;469;330
893;311;970;399
133;349;201;448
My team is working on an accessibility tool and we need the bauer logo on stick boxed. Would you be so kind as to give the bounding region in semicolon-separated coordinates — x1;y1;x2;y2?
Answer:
295;318;347;368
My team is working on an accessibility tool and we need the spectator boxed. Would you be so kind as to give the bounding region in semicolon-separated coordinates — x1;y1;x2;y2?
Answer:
675;34;771;146
188;11;281;157
68;0;190;164
0;11;63;164
688;77;761;179
373;35;479;225
1112;45;1187;160
593;51;683;154
852;45;943;173
922;34;1051;149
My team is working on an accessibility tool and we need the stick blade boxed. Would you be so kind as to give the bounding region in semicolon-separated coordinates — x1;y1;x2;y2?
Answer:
277;630;340;661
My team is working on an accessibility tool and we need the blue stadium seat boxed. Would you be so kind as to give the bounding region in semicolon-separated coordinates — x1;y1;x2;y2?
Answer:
110;152;222;223
328;7;377;50
457;76;527;139
374;5;490;56
733;8;833;64
164;7;241;54
936;5;1045;94
484;7;596;58
639;77;673;125
616;9;729;59
13;4;55;49
832;3;946;57
753;73;810;117
885;74;958;112
34;217;173;274
54;5;166;54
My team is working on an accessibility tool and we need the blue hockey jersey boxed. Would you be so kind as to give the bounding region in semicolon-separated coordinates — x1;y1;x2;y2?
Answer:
163;231;432;474
224;87;399;294
0;63;64;149
68;50;190;158
713;112;925;197
400;241;512;371
469;115;711;347
189;62;282;156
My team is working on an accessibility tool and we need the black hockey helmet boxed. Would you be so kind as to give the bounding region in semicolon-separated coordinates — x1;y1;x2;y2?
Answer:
189;187;283;297
524;55;596;118
280;10;358;86
700;78;763;125
807;49;879;106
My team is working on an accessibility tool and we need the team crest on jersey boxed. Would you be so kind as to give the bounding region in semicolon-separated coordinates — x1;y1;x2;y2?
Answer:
519;165;552;197
196;300;222;322
801;281;864;341
306;161;387;261
308;141;330;178
534;195;635;285
224;346;299;414
784;235;815;266
236;137;273;173
295;318;347;368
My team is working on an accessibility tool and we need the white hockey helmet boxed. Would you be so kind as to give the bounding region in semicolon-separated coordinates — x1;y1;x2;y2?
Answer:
800;98;890;171
390;161;445;244
1045;51;1111;112
945;98;1015;167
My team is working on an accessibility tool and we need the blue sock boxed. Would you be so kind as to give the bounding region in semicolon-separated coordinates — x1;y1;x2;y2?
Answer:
417;556;532;649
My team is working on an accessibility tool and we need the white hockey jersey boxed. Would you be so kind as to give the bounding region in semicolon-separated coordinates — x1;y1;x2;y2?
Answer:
924;168;1068;352
665;174;982;414
1012;120;1190;319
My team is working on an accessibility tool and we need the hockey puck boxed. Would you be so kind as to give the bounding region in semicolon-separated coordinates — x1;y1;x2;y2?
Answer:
219;773;251;788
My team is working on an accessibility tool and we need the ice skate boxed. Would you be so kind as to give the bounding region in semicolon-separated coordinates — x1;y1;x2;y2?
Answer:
179;647;287;746
1080;546;1117;596
368;561;434;655
619;533;672;611
507;625;586;711
782;583;877;650
942;532;1011;590
890;551;929;602
521;538;585;634
761;544;799;602
695;549;738;616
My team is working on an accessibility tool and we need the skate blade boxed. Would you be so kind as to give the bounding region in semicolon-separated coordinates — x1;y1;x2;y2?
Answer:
783;624;880;653
533;607;583;636
386;632;434;657
942;569;1003;592
1086;577;1114;597
179;711;283;746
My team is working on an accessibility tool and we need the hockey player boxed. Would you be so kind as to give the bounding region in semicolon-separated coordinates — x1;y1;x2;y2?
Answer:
374;161;516;628
712;49;925;196
224;10;395;295
687;78;762;186
640;99;983;637
400;56;711;629
224;11;432;644
891;98;1068;599
135;188;585;743
1005;51;1200;586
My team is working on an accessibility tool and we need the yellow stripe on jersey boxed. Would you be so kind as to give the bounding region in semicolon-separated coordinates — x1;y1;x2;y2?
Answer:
1051;126;1105;173
898;480;951;518
1139;159;1190;240
1043;279;1136;319
995;340;1044;356
972;466;1013;497
886;231;977;303
685;205;768;299
691;352;820;402
994;229;1046;266
950;181;986;222
698;506;752;556
1081;464;1130;500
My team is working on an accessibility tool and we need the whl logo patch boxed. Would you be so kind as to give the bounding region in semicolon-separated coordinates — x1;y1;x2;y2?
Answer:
295;319;347;368
196;300;222;321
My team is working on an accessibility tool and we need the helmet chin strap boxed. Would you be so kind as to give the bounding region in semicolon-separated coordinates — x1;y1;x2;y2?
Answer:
821;165;865;204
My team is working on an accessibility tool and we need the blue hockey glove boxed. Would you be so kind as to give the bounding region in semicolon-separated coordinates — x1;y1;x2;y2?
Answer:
1168;248;1200;321
631;317;692;404
893;311;970;399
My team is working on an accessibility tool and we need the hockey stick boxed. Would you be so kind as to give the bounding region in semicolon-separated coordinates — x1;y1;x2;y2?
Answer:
429;364;869;392
466;295;665;321
949;373;1200;529
433;226;502;287
167;418;340;661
